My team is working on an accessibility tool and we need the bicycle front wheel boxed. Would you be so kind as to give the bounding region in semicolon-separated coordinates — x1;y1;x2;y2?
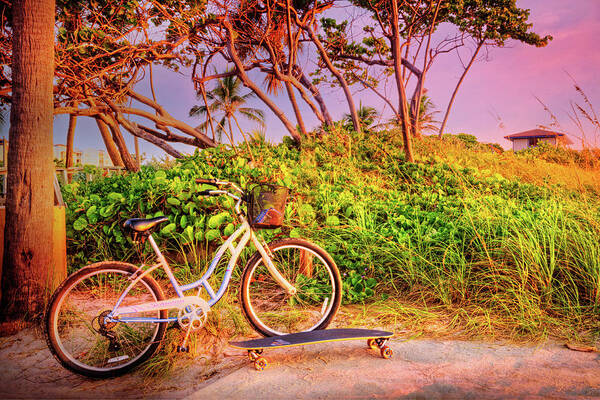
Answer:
240;238;342;336
45;262;167;378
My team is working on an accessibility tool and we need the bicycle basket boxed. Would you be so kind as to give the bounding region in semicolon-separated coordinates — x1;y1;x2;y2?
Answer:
247;184;288;229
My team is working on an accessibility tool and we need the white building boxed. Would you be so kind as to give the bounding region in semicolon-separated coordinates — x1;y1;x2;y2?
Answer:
53;144;82;165
82;148;112;167
53;144;112;167
504;129;572;152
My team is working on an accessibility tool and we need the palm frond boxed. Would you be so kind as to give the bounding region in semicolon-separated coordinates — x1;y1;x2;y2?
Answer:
190;70;266;141
239;108;266;127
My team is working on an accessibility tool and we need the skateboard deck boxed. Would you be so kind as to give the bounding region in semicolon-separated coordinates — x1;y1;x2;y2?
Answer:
230;328;393;370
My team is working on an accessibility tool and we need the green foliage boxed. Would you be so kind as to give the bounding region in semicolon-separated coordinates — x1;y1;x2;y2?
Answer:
64;128;600;340
62;143;298;268
518;141;600;169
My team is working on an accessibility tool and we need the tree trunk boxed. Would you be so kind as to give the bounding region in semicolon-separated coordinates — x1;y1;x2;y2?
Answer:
134;136;140;169
285;81;307;136
410;0;441;139
303;25;361;134
390;1;414;162
1;0;55;322
94;116;124;167
231;114;257;164
118;120;184;159
65;103;77;182
410;77;424;139
438;41;483;138
223;22;302;144
104;116;138;171
298;69;333;127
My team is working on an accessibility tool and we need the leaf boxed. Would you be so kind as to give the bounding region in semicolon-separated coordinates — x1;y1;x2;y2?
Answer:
326;216;340;226
99;204;115;217
208;212;229;229
167;197;181;206
73;217;88;231
223;223;235;236
194;231;204;241
180;215;188;228
205;229;221;241
107;192;123;202
184;202;196;214
86;205;98;221
160;223;176;235
184;225;194;241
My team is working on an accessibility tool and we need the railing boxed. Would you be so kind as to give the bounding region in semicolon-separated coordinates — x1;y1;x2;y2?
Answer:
0;166;125;204
54;166;125;184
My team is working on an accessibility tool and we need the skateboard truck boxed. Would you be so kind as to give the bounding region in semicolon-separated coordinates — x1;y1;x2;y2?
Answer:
247;349;268;370
367;338;393;359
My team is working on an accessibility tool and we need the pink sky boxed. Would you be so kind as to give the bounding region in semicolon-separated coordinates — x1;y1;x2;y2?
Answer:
426;0;600;148
2;0;598;156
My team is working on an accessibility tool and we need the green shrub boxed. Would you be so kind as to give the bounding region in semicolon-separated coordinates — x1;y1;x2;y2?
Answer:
63;128;600;338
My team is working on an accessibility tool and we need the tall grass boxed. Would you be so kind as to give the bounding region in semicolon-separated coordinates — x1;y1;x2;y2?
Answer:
64;127;600;347
299;132;600;342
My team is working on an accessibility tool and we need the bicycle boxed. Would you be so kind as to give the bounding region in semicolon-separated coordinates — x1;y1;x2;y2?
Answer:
45;178;342;378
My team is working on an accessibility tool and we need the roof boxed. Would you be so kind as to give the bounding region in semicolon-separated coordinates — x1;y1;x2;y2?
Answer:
504;129;573;144
504;129;565;140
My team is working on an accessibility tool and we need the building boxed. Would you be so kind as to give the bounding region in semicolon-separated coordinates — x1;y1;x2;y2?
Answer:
82;148;112;167
0;138;6;167
504;129;573;152
53;144;83;165
53;144;112;167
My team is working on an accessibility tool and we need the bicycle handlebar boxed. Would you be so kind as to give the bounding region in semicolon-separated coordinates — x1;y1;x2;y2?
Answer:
197;190;217;196
196;178;218;185
196;178;244;195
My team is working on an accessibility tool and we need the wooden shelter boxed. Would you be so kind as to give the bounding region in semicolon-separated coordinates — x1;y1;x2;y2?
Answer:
504;129;573;152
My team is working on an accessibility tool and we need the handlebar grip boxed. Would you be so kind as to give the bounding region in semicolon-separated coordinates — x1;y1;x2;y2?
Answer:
196;178;218;185
198;190;217;196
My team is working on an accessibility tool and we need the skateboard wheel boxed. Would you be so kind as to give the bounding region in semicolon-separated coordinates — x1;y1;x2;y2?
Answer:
254;357;268;371
367;339;378;350
380;346;393;359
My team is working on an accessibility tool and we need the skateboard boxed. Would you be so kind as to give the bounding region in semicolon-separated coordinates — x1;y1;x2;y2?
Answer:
229;328;393;370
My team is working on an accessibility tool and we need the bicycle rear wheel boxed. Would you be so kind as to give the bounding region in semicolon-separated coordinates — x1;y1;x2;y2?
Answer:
45;262;167;378
240;238;342;337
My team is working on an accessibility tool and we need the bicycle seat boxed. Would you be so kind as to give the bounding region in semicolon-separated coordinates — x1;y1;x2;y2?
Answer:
123;216;169;232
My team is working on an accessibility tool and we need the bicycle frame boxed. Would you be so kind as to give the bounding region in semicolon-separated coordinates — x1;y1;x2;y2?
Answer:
108;209;296;325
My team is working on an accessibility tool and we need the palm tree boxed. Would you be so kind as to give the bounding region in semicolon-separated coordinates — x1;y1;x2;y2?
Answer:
380;94;440;134
343;102;379;131
190;73;265;161
414;95;440;134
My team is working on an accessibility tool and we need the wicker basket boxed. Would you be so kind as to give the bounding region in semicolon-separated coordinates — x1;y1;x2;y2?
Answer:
247;184;288;229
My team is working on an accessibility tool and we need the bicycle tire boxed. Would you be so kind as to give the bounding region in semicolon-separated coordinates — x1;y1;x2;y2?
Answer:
240;238;342;337
45;261;167;378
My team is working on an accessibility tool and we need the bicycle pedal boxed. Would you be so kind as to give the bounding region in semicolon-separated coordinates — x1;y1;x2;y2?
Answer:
177;346;190;353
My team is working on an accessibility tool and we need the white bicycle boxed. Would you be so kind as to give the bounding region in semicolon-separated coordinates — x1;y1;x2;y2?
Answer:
45;178;342;377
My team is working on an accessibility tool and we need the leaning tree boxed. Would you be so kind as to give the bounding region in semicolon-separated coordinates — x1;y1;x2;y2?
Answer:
1;0;219;171
315;0;551;160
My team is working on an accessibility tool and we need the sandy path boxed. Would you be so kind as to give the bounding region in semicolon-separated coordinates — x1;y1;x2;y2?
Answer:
1;329;599;399
189;339;600;399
